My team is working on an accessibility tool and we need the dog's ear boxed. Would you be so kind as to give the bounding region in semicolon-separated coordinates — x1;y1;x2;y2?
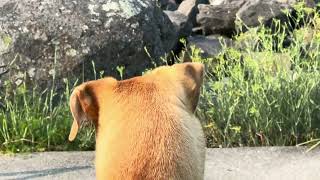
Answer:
181;62;204;112
69;85;98;141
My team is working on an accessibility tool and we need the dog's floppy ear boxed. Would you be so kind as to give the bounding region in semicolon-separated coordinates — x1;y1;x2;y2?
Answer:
69;85;98;141
69;89;83;141
181;62;205;112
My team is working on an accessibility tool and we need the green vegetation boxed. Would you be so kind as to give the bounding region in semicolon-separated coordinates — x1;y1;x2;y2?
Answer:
194;3;320;148
1;3;320;153
0;79;95;153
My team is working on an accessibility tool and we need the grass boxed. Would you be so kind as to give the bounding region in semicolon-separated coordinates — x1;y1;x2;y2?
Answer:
0;47;96;153
0;82;94;153
194;3;320;148
1;2;320;153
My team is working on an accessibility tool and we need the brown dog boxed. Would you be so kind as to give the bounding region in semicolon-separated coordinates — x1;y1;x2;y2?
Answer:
68;62;206;180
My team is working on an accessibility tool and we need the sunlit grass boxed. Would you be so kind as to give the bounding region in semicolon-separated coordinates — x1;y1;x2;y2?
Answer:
1;2;320;153
194;3;320;148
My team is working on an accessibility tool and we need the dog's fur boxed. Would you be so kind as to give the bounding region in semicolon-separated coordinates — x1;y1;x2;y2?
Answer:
68;62;206;180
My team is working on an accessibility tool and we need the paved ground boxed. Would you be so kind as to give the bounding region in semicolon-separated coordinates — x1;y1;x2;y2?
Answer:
0;147;320;180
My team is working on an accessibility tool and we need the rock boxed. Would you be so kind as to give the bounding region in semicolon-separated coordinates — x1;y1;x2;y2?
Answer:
177;0;209;26
196;1;245;36
237;0;290;28
0;64;8;76
175;0;184;4
275;0;298;5
164;10;193;63
164;11;193;38
276;0;317;7
188;35;232;58
208;0;297;6
196;0;300;36
158;0;178;11
0;0;176;90
208;0;224;5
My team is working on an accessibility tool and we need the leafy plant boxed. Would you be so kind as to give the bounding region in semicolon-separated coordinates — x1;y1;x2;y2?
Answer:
193;3;320;148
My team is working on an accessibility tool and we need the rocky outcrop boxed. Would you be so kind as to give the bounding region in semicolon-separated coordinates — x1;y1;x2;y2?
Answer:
177;0;209;26
197;1;245;35
188;35;232;58
196;0;293;36
237;0;290;27
164;10;193;39
158;0;178;10
0;0;176;89
190;0;319;58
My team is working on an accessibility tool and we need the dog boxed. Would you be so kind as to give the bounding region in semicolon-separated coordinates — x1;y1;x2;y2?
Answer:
68;62;206;180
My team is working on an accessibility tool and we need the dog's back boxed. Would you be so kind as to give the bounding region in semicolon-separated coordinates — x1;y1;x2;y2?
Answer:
95;78;205;179
68;63;206;180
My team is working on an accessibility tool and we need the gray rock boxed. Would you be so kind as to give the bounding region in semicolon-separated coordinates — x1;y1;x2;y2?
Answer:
208;0;243;5
237;0;290;27
196;1;245;35
208;0;224;5
0;0;176;90
208;0;298;6
276;0;317;7
158;0;178;11
0;64;8;76
175;0;184;4
164;10;193;38
188;35;231;58
196;0;299;36
177;0;209;26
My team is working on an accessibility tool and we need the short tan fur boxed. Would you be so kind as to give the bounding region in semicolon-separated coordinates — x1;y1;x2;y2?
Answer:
69;62;206;180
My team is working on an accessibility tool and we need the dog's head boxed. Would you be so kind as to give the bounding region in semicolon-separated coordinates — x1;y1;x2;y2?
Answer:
145;62;204;112
68;62;204;141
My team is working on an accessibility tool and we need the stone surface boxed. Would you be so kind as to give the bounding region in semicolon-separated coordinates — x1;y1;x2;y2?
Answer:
158;0;178;11
1;147;320;180
205;147;320;180
196;0;295;36
177;0;209;26
175;0;184;4
188;35;232;57
208;0;225;5
0;0;176;90
164;10;193;38
208;0;313;6
197;1;245;35
237;0;290;27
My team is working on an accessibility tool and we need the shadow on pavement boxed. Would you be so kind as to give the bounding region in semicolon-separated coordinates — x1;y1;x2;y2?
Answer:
0;165;91;180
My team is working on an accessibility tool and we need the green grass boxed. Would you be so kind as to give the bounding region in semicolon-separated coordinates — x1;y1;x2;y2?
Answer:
0;80;95;153
1;2;320;153
0;47;96;153
194;3;320;148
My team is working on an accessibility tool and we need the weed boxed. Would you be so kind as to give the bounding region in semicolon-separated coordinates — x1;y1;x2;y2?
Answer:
0;49;95;153
194;3;320;148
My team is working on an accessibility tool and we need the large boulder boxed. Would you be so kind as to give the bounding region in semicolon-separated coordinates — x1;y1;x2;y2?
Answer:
196;0;298;36
237;0;290;27
0;0;176;90
158;0;179;10
188;35;232;58
177;0;209;26
164;10;193;63
164;10;193;38
208;0;316;7
197;1;245;35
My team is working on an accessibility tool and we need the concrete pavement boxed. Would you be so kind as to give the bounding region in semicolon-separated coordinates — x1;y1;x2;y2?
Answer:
0;147;320;180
